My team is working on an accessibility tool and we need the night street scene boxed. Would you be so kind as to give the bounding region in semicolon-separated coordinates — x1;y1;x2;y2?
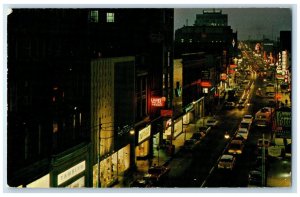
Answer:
4;5;294;192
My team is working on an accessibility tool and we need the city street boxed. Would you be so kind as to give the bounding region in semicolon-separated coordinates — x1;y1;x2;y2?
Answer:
126;45;292;188
5;7;293;190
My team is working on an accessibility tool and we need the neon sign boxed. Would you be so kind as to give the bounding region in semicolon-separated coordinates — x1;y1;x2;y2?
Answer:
151;97;166;107
200;81;212;87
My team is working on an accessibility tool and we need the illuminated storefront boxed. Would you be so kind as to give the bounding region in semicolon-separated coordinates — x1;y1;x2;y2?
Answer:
183;104;194;125
163;117;183;140
26;174;50;188
183;97;204;125
92;144;130;187
16;143;91;188
45;143;91;188
136;125;151;159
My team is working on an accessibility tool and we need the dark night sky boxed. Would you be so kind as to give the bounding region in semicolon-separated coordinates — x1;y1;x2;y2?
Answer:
174;7;293;40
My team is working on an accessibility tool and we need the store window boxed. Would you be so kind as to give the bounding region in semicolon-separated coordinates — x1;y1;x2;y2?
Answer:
136;140;149;158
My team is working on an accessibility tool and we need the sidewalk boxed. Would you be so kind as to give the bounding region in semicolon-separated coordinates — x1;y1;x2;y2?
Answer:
112;117;207;188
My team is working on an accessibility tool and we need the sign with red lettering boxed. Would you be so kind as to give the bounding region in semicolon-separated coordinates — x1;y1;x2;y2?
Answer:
200;81;212;87
151;97;166;107
161;109;173;117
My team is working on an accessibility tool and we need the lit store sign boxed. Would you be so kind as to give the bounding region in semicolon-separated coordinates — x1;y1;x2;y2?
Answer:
200;81;212;87
151;97;166;107
57;160;86;186
138;125;151;143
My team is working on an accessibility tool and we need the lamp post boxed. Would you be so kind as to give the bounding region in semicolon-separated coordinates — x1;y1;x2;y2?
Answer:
97;118;102;188
129;128;136;170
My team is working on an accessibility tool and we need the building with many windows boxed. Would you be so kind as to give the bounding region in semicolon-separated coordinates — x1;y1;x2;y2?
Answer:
173;10;236;120
174;9;237;58
7;9;92;187
7;8;174;187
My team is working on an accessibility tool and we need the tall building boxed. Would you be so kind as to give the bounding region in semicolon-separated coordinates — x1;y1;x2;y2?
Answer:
7;9;92;187
91;56;135;187
7;8;174;188
173;10;235;120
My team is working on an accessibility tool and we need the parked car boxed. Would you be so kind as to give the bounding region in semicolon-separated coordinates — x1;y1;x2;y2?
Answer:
236;101;246;109
191;131;206;140
218;154;236;170
236;129;249;140
233;134;245;143
143;165;170;183
239;121;251;132
242;114;254;124
206;119;218;127
228;139;244;154
198;126;211;134
183;139;199;151
224;101;236;109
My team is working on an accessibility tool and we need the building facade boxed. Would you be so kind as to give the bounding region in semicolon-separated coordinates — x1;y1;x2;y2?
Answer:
7;8;174;188
7;9;92;187
91;57;135;187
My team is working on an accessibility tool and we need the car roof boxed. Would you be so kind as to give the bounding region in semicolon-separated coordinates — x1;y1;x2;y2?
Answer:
221;154;234;160
231;139;243;144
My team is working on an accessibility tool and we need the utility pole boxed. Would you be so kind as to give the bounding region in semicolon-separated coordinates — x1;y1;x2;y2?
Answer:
262;133;266;186
97;117;102;188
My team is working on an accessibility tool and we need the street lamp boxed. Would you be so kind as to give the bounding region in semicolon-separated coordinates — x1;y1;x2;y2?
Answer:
129;128;136;170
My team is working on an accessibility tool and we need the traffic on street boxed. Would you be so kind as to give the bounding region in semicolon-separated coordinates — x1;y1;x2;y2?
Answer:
128;43;291;188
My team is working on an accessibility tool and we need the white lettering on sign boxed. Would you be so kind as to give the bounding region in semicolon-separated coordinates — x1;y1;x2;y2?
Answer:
276;111;291;127
151;97;166;107
138;125;151;143
57;160;86;186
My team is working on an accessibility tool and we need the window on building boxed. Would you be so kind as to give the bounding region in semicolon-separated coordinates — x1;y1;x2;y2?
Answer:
106;12;115;23
181;38;184;43
90;10;99;23
53;121;58;133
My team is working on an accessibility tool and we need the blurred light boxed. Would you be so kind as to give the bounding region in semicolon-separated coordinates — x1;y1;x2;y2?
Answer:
130;129;135;135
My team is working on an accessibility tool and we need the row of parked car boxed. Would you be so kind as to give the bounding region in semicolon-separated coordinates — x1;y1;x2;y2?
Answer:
131;117;218;187
181;116;219;152
182;125;212;151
